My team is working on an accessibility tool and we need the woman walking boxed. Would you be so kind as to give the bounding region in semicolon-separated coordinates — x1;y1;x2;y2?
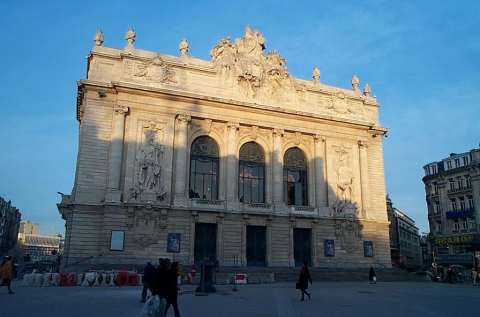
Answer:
297;262;312;301
164;262;181;317
369;267;377;284
0;256;15;294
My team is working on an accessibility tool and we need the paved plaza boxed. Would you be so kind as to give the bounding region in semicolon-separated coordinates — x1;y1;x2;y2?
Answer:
1;281;478;317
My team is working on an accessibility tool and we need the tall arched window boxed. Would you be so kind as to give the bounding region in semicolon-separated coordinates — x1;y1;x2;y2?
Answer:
189;136;219;200
239;142;265;204
284;147;308;206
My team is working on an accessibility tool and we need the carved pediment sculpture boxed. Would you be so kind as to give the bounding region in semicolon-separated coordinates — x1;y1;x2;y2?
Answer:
210;26;297;103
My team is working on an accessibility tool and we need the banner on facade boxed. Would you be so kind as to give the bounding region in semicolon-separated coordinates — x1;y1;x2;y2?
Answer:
434;234;474;247
324;240;335;257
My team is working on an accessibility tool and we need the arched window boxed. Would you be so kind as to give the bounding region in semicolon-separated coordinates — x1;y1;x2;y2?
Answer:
283;147;308;206
189;136;219;200
239;142;265;204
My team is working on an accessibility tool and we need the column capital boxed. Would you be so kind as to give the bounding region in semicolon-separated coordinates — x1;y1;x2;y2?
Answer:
227;121;240;130
358;140;368;148
314;134;326;143
273;128;284;136
176;114;191;123
114;105;129;115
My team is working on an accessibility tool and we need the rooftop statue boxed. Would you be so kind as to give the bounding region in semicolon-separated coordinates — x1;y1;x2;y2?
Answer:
351;74;360;91
179;38;189;57
125;26;136;50
312;66;320;84
363;83;371;97
94;30;104;46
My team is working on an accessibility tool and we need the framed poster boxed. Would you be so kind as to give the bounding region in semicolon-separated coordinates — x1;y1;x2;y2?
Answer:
324;240;335;257
363;241;374;257
110;231;125;251
167;233;181;253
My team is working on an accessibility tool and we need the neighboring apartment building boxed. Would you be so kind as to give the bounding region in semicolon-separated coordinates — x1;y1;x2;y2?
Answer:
0;197;21;255
57;26;391;270
18;221;62;261
387;196;422;269
423;148;480;266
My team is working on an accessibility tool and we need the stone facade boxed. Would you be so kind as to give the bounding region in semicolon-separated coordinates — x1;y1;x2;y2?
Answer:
58;26;390;269
0;197;21;256
423;148;480;266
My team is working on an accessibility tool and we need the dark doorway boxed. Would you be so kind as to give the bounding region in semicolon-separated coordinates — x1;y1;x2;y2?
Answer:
294;228;312;267
194;223;217;263
246;225;267;266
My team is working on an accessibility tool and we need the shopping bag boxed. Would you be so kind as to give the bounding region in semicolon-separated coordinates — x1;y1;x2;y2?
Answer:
140;295;165;317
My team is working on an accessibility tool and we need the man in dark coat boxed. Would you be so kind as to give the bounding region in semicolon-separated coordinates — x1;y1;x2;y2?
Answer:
297;262;312;301
141;262;156;303
164;261;181;317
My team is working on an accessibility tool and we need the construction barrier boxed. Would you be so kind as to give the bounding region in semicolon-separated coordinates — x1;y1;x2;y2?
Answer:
21;271;141;287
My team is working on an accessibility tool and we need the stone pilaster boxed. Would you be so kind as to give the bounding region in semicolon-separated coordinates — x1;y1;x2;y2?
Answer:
272;129;285;210
314;135;328;213
470;170;480;229
173;114;191;206
358;140;370;218
106;105;129;202
226;122;239;210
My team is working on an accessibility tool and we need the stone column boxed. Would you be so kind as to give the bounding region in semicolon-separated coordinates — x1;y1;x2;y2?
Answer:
226;122;239;210
106;105;129;202
358;140;370;218
173;114;191;206
314;135;328;211
272;129;285;210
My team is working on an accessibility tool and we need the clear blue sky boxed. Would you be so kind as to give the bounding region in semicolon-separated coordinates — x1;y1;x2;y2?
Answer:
1;1;478;234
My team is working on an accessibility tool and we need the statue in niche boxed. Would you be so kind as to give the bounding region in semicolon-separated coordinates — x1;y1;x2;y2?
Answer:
135;126;166;201
332;145;357;216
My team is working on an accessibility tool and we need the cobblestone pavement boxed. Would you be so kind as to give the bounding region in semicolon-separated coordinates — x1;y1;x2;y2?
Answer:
1;281;479;317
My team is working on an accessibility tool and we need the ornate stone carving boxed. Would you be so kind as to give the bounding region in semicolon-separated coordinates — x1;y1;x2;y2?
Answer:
351;74;360;91
124;55;176;84
132;121;166;201
327;92;356;115
334;218;361;252
332;145;357;216
312;66;320;84
126;209;164;248
363;83;371;97
210;26;297;103
94;30;104;46
179;38;189;57
125;26;136;50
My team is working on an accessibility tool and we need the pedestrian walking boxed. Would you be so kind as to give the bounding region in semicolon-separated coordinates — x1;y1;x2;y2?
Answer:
141;261;156;303
0;256;15;294
472;268;477;286
369;267;377;284
296;262;312;301
164;262;181;317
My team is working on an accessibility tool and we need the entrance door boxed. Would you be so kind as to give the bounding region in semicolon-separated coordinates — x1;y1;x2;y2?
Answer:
294;228;312;267
194;223;217;263
247;225;267;266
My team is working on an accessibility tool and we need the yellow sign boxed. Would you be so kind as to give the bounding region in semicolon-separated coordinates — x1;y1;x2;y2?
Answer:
434;235;474;247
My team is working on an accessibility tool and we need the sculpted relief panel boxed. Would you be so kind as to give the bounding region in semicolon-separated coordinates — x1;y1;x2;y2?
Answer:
130;120;168;202
123;55;176;85
330;144;359;217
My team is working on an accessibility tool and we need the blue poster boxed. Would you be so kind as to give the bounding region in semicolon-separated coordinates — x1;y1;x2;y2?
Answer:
324;240;335;257
167;233;181;253
363;241;374;257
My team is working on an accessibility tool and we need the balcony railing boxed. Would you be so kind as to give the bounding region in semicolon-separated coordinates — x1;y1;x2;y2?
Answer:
445;208;475;219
